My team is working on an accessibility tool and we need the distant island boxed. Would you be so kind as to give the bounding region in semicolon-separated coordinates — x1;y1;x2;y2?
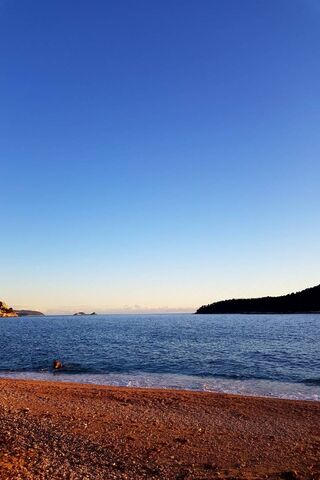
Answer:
196;284;320;314
73;312;97;316
0;301;44;317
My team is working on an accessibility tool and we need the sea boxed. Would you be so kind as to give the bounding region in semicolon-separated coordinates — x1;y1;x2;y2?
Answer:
0;313;319;401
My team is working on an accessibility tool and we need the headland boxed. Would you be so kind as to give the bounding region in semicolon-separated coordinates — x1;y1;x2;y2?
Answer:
196;284;320;314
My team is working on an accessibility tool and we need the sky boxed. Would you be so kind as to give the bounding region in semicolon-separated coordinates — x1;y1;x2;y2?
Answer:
1;0;319;314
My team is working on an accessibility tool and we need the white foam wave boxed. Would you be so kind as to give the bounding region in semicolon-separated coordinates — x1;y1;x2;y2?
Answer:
0;371;319;401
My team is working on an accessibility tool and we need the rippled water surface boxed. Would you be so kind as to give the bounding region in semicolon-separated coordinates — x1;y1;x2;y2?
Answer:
0;314;319;400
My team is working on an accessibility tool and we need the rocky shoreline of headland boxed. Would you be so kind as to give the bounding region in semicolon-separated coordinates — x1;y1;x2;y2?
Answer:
0;301;44;317
0;301;18;317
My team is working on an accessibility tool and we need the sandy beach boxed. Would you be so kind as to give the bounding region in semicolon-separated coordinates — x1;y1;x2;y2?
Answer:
0;379;318;479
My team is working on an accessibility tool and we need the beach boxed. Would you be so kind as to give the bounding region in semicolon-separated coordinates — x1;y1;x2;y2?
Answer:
0;379;319;479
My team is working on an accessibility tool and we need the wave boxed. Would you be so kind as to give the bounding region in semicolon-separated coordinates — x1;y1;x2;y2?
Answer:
0;363;99;375
301;378;320;386
0;363;319;388
0;366;306;385
1;370;275;384
0;370;319;401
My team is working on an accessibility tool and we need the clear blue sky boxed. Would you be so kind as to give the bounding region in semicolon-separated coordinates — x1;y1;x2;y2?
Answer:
1;0;319;313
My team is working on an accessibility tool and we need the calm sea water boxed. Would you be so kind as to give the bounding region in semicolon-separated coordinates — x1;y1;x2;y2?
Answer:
0;314;319;400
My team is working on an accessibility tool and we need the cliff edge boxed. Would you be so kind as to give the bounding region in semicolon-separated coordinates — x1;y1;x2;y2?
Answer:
0;301;44;317
0;301;18;317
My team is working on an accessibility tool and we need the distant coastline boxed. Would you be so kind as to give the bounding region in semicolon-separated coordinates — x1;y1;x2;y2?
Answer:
0;301;44;318
196;284;320;314
16;309;44;317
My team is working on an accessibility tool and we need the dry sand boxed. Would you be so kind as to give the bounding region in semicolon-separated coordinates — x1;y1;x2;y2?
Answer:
0;378;319;479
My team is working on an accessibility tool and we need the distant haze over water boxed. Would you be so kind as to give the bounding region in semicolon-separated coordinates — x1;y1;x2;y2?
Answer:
0;314;319;401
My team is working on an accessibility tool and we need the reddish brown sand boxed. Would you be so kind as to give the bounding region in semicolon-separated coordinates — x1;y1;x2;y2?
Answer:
0;379;319;479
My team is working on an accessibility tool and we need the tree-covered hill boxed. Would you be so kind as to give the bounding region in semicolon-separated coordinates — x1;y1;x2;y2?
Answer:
196;284;320;314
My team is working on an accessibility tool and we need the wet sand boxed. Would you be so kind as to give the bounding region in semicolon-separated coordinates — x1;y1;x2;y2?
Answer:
0;379;319;479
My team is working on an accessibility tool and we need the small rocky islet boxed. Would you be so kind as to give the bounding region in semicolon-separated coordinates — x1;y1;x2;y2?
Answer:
73;312;97;316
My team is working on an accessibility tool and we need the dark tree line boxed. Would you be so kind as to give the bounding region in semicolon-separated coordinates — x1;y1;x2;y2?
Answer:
196;284;320;314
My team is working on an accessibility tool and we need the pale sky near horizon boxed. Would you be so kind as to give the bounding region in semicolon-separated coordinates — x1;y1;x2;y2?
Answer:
1;0;320;314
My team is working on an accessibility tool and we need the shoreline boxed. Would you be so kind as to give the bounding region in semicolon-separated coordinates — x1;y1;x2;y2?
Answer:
0;378;319;479
1;375;320;403
1;371;319;403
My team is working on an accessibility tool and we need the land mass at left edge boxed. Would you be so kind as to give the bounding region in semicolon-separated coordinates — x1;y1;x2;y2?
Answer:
0;301;44;317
